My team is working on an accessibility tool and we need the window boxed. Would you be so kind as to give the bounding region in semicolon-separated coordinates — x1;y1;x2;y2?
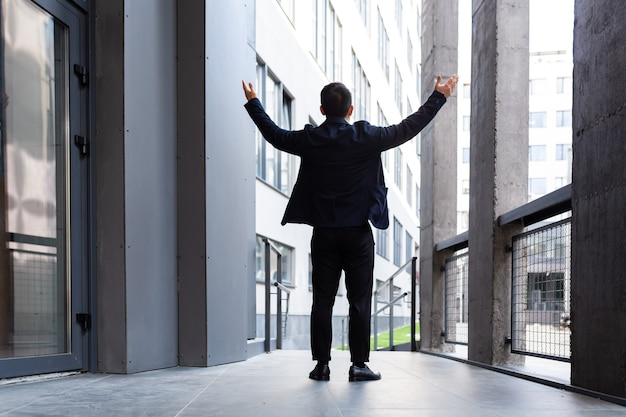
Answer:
461;179;470;195
406;31;413;69
527;272;565;311
556;110;572;127
459;211;469;230
255;236;294;286
529;112;546;128
529;78;547;95
394;148;403;188
462;116;470;131
555;177;565;188
377;10;389;80
529;145;547;161
556;144;569;161
393;217;403;266
277;0;295;23
255;63;294;194
406;167;413;205
351;51;370;121
395;61;403;113
463;83;471;99
395;0;403;32
462;147;470;163
355;0;369;27
382;150;389;171
405;231;413;271
376;227;388;258
314;0;342;80
529;178;547;195
556;77;571;94
415;184;420;219
377;102;388;126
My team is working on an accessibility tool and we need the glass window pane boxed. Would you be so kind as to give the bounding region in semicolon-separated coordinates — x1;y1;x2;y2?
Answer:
1;0;69;358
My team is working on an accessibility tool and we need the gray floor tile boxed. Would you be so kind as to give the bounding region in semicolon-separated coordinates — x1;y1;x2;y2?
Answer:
0;350;624;416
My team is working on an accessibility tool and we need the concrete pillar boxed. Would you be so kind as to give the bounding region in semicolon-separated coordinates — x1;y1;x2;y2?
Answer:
571;0;626;398
468;0;528;365
419;0;458;351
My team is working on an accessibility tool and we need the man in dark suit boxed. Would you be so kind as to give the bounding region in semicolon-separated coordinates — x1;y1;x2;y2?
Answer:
243;75;458;381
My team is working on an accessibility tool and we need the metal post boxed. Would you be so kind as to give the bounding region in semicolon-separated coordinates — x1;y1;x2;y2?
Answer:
276;252;282;349
373;294;378;350
411;256;417;351
389;277;394;350
264;239;271;353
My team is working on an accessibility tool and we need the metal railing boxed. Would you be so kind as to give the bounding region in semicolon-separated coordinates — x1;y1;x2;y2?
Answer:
372;257;418;351
262;238;290;352
438;185;572;361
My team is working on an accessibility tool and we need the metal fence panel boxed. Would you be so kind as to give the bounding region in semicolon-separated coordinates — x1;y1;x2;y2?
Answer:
444;250;469;345
511;218;571;361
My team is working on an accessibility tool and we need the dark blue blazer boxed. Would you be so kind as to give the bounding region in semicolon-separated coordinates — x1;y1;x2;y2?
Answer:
245;90;446;229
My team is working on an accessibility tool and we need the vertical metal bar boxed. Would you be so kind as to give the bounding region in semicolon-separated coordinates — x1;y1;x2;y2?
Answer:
276;253;282;350
411;256;417;351
264;239;271;353
373;294;378;350
389;277;394;349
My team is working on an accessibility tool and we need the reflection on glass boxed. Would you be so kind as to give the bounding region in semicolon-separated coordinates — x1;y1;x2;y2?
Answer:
0;0;69;358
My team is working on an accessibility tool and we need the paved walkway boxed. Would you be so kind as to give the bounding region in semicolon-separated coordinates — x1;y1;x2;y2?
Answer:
1;350;624;416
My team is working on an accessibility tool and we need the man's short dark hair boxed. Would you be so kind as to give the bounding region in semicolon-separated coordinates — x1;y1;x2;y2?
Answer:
320;82;352;117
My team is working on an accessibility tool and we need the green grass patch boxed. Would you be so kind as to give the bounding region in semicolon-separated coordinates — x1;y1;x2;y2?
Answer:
336;322;420;351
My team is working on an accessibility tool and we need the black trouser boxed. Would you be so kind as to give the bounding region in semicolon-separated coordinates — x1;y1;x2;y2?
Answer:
310;224;374;363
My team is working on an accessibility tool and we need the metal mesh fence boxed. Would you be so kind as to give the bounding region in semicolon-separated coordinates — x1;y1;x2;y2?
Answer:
10;249;64;357
444;249;469;345
511;218;571;361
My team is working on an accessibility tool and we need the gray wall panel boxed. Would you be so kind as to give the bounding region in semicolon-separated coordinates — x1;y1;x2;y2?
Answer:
204;0;255;366
177;0;208;366
95;0;128;374
123;0;178;372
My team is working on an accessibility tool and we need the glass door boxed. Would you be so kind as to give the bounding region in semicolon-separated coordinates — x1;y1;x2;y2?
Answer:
0;0;89;377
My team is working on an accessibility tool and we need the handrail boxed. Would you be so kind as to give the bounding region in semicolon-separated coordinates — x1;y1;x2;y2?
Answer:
262;238;290;352
372;256;418;351
272;281;291;294
435;185;572;253
373;291;408;316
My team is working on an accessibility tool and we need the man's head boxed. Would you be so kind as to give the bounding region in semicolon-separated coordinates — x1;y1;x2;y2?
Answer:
320;82;353;119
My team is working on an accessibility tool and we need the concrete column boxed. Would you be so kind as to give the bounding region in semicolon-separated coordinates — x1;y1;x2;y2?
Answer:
571;0;626;398
419;0;458;351
468;0;528;365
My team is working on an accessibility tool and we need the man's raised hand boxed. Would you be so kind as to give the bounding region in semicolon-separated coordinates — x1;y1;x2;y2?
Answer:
435;74;459;98
242;80;257;101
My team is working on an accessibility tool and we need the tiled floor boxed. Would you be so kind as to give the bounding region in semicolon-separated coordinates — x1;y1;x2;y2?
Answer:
0;350;624;417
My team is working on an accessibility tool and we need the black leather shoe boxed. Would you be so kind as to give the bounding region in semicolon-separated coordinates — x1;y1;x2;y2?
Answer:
309;364;330;381
348;364;381;382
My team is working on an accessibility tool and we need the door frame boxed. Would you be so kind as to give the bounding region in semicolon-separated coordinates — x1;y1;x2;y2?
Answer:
0;0;92;378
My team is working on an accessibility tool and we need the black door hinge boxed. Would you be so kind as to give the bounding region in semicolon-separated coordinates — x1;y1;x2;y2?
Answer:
76;313;91;331
74;135;89;156
74;64;88;87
